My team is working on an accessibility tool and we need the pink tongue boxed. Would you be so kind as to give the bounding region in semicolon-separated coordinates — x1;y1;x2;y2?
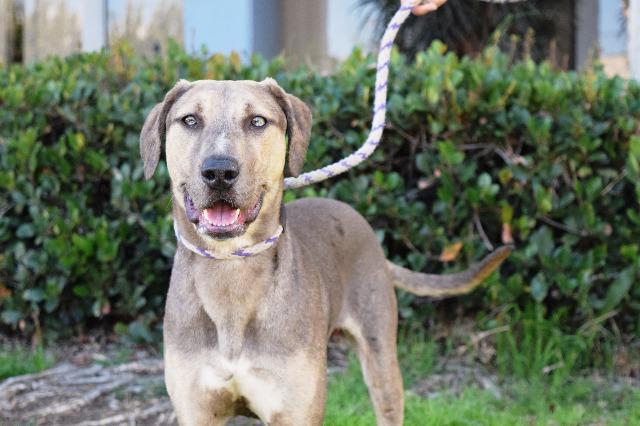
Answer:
203;202;238;226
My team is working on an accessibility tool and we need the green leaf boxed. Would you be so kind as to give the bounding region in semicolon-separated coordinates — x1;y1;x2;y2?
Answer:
529;226;554;257
601;267;636;313
530;274;548;302
1;310;22;325
437;140;465;165
533;184;553;214
73;285;90;298
16;224;35;239
23;289;45;302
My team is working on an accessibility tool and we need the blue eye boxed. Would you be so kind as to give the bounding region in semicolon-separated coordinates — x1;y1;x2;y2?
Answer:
251;116;267;127
182;115;198;127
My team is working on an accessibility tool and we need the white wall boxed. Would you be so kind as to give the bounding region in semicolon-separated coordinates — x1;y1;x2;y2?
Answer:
81;0;107;52
630;0;640;79
183;0;252;55
598;0;626;55
327;0;377;61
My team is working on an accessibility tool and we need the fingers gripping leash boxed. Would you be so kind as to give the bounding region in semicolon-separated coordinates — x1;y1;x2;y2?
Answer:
283;0;421;189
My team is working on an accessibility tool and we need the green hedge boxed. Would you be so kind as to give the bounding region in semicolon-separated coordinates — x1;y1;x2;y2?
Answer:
1;42;639;341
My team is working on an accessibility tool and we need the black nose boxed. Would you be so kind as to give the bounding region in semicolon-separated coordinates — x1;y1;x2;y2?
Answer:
200;155;240;189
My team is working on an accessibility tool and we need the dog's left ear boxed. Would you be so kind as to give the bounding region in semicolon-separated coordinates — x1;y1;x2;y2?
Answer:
262;78;312;177
140;80;191;179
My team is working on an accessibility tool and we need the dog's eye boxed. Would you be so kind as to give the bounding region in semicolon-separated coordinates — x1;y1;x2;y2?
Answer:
182;115;198;127
251;116;267;128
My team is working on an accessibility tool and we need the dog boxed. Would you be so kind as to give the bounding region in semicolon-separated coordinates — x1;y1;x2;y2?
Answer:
139;78;510;425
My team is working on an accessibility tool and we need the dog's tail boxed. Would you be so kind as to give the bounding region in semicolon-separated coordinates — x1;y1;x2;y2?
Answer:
388;246;512;297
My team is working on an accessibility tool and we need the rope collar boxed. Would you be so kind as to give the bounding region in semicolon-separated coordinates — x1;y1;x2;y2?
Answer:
174;221;283;260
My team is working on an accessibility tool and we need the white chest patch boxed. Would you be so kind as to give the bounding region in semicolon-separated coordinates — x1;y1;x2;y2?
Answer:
199;356;284;420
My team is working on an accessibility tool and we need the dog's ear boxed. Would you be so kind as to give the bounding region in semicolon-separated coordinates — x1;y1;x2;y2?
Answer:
262;78;312;177
140;80;191;179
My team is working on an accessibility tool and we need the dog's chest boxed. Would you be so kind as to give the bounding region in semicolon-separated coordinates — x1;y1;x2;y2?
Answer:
188;350;314;420
198;354;283;418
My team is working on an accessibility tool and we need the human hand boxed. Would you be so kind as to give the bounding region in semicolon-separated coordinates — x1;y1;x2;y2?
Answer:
411;0;447;15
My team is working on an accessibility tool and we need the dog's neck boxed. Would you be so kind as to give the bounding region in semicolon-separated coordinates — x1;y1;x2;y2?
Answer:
172;194;287;360
173;221;283;259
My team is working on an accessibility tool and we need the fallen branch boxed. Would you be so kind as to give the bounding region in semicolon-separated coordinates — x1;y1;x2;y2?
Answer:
75;401;175;426
31;377;134;417
0;358;169;424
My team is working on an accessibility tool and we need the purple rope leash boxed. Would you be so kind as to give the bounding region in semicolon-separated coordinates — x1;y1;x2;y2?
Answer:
284;0;419;189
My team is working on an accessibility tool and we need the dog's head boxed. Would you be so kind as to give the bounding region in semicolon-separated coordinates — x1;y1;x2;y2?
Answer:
140;78;311;249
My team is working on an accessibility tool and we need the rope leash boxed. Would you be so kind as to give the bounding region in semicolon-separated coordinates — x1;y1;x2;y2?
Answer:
176;0;419;259
284;0;419;189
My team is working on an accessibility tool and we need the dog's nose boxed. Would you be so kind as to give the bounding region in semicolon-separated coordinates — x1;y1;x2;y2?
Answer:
200;155;240;189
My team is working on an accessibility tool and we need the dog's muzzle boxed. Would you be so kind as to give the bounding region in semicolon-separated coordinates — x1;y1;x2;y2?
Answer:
184;191;264;240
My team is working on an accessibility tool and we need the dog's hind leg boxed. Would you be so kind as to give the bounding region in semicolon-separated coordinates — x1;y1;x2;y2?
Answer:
340;267;404;426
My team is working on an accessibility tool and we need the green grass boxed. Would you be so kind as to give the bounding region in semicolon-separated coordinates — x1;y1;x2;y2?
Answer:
325;337;640;426
396;329;438;387
0;345;54;380
492;304;593;382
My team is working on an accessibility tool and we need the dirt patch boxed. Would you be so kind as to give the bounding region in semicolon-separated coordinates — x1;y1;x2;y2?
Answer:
411;358;502;400
0;339;349;426
0;357;174;425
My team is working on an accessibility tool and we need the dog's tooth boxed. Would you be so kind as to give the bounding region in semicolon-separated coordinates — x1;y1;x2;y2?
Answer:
203;208;216;225
233;209;240;223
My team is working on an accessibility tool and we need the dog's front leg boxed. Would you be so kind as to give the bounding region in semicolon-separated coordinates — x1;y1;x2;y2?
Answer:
240;352;327;426
164;348;238;425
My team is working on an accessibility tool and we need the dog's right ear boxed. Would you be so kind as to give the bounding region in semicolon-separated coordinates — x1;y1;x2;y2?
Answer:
261;78;312;178
140;80;191;179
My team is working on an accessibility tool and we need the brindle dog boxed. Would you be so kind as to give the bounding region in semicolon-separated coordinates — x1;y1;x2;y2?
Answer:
140;78;510;425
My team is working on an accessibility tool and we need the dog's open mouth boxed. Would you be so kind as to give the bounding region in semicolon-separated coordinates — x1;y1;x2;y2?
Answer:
184;192;263;239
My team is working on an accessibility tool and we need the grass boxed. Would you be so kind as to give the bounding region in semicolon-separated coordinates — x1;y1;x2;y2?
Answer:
325;336;640;426
493;304;593;382
0;345;54;380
